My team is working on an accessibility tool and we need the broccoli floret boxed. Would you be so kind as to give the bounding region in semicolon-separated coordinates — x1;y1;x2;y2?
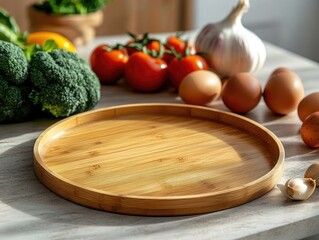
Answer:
0;77;35;123
0;40;28;84
29;49;101;118
0;40;33;123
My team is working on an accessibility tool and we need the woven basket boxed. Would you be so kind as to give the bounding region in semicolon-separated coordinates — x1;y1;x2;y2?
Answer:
28;6;103;46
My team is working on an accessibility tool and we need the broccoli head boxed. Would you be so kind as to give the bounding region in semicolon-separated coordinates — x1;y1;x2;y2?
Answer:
0;77;35;123
0;40;34;123
0;40;28;84
29;49;101;118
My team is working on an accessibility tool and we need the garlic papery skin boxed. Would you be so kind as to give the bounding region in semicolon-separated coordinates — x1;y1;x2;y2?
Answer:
195;0;266;78
284;178;316;200
304;162;319;186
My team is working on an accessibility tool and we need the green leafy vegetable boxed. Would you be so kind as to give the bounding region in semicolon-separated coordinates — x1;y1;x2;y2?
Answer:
42;39;59;52
0;8;19;34
33;0;111;15
0;8;26;48
0;7;60;60
22;40;59;61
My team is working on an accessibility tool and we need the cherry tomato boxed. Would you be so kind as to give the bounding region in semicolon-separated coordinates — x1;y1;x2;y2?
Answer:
125;32;178;63
90;44;129;84
168;55;209;88
126;38;161;56
124;51;168;92
125;39;139;55
162;45;174;64
166;35;195;56
125;32;150;55
164;34;196;63
147;40;175;64
146;40;161;53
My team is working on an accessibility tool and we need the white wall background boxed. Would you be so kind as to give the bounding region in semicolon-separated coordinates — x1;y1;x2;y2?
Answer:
194;0;319;63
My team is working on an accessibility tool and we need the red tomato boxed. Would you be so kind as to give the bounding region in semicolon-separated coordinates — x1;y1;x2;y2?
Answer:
124;52;168;92
125;32;177;63
126;39;162;56
147;40;175;64
166;35;195;55
164;35;196;63
162;46;174;64
125;33;162;56
125;39;138;55
90;44;129;84
168;55;209;88
146;40;161;53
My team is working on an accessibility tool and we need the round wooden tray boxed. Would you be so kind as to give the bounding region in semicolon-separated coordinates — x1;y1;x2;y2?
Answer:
34;103;285;216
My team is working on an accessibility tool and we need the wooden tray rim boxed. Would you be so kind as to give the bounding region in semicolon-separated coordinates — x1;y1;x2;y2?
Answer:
33;103;285;200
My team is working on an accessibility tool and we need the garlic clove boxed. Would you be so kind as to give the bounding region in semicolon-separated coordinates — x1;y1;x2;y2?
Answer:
304;162;319;186
284;178;316;200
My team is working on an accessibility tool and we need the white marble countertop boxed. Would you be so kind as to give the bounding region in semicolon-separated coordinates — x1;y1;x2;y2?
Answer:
1;32;319;240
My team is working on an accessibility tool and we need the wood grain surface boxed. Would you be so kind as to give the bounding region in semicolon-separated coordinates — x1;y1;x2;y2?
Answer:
33;103;284;216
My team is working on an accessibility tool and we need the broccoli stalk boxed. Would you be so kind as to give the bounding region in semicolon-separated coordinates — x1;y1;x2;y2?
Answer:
29;49;101;118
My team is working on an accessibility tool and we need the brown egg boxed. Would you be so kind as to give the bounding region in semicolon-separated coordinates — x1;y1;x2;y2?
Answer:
300;112;319;148
263;69;304;115
179;70;222;106
270;67;294;76
221;72;262;114
298;92;319;122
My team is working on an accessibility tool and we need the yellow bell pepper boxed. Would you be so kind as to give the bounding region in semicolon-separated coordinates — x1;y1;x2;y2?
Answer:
27;32;76;52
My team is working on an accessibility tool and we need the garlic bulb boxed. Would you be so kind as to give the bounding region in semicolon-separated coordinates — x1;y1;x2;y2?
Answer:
195;0;266;78
284;178;316;200
304;162;319;186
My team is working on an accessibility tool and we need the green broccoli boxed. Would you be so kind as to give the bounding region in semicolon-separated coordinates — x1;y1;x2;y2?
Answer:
29;49;101;118
0;78;35;123
0;40;28;84
0;40;34;123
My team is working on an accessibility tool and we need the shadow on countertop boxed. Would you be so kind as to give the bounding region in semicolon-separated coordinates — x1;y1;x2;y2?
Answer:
0;139;195;227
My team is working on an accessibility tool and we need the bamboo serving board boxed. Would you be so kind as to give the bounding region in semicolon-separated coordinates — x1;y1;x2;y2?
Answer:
34;103;285;216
